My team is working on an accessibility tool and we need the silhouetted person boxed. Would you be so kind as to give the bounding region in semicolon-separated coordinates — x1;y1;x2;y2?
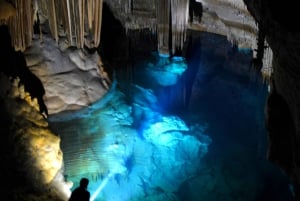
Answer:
69;178;90;201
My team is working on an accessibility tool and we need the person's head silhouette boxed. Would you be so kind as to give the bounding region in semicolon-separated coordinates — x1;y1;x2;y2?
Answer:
80;178;89;189
69;178;90;201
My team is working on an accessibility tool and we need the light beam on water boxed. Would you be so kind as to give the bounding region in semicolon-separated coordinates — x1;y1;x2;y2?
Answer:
90;172;114;201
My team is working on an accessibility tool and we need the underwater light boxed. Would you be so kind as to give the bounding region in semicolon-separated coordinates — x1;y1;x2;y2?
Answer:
90;172;114;201
158;53;170;58
171;56;185;62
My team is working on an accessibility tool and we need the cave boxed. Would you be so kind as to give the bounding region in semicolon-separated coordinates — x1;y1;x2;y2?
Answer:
0;0;299;201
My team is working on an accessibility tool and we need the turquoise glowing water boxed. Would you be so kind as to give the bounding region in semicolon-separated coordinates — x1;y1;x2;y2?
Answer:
49;32;293;201
120;32;293;201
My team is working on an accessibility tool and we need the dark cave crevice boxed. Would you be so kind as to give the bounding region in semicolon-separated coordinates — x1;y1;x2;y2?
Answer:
0;25;48;117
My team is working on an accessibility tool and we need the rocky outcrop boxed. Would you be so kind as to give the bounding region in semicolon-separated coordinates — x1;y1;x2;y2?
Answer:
245;0;300;198
24;34;111;115
0;73;71;201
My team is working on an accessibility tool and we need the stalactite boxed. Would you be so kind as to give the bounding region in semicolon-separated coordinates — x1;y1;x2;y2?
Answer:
95;0;100;47
261;42;273;83
46;0;58;42
65;0;72;45
93;0;103;48
67;0;78;46
13;0;22;49
170;0;189;55
60;0;72;46
156;0;189;55
8;0;33;51
78;0;84;48
124;0;131;14
72;0;78;47
156;0;170;55
24;0;33;46
33;0;39;27
119;0;129;14
66;0;103;48
87;0;93;30
71;0;77;46
6;0;103;50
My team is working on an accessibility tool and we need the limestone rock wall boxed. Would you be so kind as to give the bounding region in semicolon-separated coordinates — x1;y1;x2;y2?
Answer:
245;0;300;197
0;73;71;201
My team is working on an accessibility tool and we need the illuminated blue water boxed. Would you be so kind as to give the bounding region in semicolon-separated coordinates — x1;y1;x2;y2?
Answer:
118;32;294;201
49;32;293;201
170;32;294;201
